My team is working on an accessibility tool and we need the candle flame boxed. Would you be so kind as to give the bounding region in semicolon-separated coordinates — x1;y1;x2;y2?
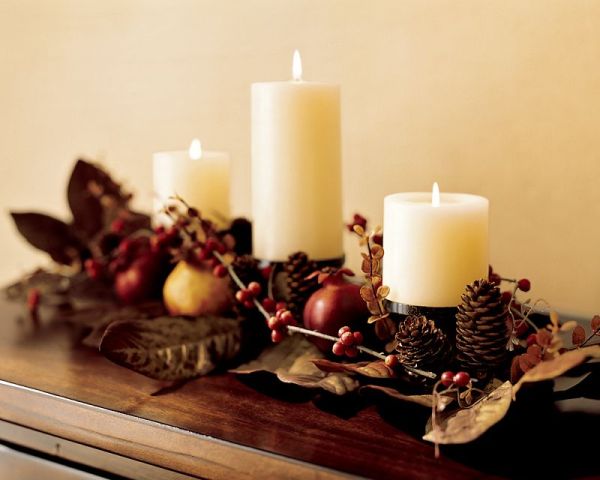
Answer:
292;49;302;81
432;182;440;207
189;139;202;160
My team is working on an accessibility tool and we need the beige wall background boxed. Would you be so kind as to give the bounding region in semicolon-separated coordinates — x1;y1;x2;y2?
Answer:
1;0;599;317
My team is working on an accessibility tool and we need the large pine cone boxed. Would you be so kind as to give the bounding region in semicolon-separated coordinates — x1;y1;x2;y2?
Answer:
455;279;509;376
394;315;452;374
283;252;319;317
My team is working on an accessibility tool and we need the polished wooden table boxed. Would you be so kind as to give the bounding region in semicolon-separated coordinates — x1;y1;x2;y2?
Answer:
0;297;597;479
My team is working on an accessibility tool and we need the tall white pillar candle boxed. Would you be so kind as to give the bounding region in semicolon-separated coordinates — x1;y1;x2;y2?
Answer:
251;51;343;261
153;139;230;228
383;183;489;307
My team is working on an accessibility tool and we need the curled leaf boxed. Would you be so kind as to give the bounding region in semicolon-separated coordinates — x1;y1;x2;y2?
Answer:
423;381;512;445
370;244;384;259
512;345;600;397
353;224;365;236
231;335;357;395
377;285;390;299
100;316;242;381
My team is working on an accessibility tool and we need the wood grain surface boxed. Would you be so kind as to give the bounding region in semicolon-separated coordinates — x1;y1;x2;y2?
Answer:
0;298;597;479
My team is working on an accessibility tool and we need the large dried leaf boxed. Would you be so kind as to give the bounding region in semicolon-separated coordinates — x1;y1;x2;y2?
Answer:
423;381;512;445
312;359;395;379
231;335;358;395
100;316;242;381
10;212;84;265
512;345;600;397
360;385;435;408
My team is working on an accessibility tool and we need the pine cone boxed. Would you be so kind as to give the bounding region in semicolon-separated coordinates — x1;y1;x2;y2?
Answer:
283;252;319;317
455;279;509;376
394;315;452;374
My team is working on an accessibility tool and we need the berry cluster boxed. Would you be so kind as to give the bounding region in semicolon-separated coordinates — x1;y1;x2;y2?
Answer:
267;304;297;343
235;281;263;309
488;266;531;292
440;370;471;388
332;326;363;358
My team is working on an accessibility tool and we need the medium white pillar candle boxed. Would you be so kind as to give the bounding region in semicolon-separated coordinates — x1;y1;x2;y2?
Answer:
153;139;230;228
383;183;489;307
251;50;343;261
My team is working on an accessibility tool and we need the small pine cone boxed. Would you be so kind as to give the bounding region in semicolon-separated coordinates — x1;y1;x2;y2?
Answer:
284;252;319;317
455;279;510;376
230;255;261;288
394;315;452;374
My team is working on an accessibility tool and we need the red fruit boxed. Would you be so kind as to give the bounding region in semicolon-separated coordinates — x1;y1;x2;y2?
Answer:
262;297;276;313
303;269;370;353
341;331;355;346
154;226;165;235
345;346;359;358
114;253;163;304
243;300;255;309
338;326;351;337
517;278;531;292
111;218;125;233
27;288;41;314
440;371;455;387
385;354;399;368
247;281;262;297
205;238;219;253
212;264;227;278
276;301;287;311
118;238;133;257
500;291;512;305
353;331;364;345
371;233;383;246
332;341;345;356
279;310;294;325
260;265;273;280
235;289;252;303
216;242;227;255
84;259;102;280
526;333;538;346
271;330;284;343
453;371;471;387
267;316;280;330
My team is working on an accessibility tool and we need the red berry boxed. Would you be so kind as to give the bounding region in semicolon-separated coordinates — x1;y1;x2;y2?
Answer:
212;264;227;278
440;371;455;387
352;331;364;345
526;333;538;346
84;259;102;280
517;278;531;292
275;302;287;311
118;238;133;256
271;330;284;343
110;218;125;233
27;288;40;313
262;297;276;313
196;248;210;262
385;354;398;368
243;300;255;309
341;331;355;346
247;281;262;297
267;316;280;330
205;238;219;252
371;233;383;246
500;291;512;305
260;265;273;280
154;226;165;235
345;346;359;358
280;310;294;325
338;326;351;337
332;341;345;356
489;273;502;285
235;289;252;303
453;371;471;387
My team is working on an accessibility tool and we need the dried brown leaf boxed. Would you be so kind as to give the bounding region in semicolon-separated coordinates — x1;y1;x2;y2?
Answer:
360;385;436;408
360;285;376;301
100;316;241;381
361;258;372;274
518;353;541;372
370;244;384;259
560;320;578;332
231;335;358;395
536;329;553;347
572;325;586;346
377;285;390;299
353;224;365;236
423;381;512;445
512;345;600;397
312;359;395;379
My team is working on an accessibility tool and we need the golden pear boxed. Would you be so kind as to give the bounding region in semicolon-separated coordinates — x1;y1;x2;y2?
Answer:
163;261;232;316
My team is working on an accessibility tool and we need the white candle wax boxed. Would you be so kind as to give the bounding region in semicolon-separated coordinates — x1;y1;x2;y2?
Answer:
251;51;343;261
383;185;489;307
153;140;230;228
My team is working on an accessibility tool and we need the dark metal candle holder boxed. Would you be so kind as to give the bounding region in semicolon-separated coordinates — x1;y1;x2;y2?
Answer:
386;300;458;342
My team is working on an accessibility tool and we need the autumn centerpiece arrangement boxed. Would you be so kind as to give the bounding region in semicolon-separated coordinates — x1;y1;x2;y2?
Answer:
6;160;600;455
